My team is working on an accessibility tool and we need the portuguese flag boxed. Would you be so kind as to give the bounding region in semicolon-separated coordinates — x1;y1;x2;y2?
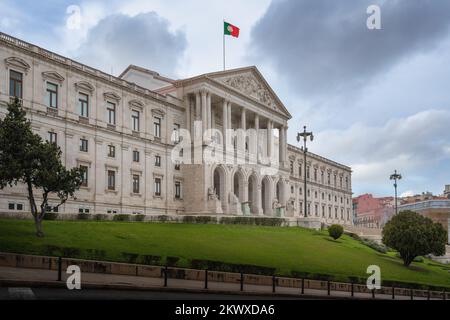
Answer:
224;21;240;38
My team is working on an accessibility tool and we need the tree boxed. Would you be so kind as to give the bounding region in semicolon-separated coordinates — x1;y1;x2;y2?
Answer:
328;224;344;240
382;210;447;266
0;98;83;237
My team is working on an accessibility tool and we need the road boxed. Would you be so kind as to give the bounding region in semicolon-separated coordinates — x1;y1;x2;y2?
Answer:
0;287;306;300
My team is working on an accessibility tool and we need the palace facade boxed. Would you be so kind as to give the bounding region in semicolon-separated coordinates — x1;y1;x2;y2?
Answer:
0;32;353;226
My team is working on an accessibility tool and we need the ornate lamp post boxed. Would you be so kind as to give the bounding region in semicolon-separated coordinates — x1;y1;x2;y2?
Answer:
390;170;402;215
297;126;313;218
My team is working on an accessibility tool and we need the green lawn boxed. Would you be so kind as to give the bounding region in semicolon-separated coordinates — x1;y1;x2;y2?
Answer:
0;218;449;288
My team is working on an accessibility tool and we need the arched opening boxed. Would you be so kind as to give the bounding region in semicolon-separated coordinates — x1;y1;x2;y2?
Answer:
233;170;245;202
248;174;257;214
261;176;272;215
213;166;227;212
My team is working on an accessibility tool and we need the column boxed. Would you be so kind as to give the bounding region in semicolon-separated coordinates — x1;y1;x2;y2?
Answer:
241;108;246;130
227;102;232;129
254;114;259;162
207;92;212;136
201;90;207;137
222;99;228;146
267;120;273;159
279;125;286;165
195;91;201;120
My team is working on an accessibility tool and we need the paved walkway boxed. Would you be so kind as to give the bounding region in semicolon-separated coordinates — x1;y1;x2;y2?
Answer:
0;266;428;300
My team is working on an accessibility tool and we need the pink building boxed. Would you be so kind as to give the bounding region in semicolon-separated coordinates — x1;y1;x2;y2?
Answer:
353;194;394;228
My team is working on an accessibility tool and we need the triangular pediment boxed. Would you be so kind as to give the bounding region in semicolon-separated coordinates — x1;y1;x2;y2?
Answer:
206;67;291;119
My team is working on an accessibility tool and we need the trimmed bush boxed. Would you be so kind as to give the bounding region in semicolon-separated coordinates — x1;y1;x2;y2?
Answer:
61;247;81;257
166;256;180;267
121;252;139;263
182;216;215;224
113;214;130;221
77;213;90;220
43;212;58;220
139;255;162;265
189;259;276;275
328;224;344;240
220;217;284;227
134;214;146;222
361;239;388;254
85;249;106;260
94;214;108;221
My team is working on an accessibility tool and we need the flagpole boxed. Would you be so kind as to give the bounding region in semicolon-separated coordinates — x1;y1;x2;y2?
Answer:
223;19;225;70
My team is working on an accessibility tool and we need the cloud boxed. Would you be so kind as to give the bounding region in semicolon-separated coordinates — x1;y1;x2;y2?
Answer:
74;12;187;76
312;110;450;195
248;0;450;99
400;191;415;197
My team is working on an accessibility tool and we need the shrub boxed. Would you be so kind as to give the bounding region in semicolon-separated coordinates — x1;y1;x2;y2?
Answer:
360;238;388;253
61;247;81;257
113;214;130;221
166;256;180;267
77;213;90;220
382;210;447;266
158;215;169;222
394;253;424;263
94;214;108;221
134;214;146;222
139;255;162;265
43;211;58;220
189;259;276;275
121;252;139;263
328;224;344;240
182;216;214;224
219;217;283;227
85;249;106;260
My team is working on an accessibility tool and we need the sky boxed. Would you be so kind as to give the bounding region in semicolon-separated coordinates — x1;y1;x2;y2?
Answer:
1;0;449;197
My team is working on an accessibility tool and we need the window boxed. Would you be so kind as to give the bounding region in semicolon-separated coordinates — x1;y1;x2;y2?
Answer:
154;116;161;138
173;123;180;143
174;162;180;171
132;110;140;132
80;165;88;187
17;203;23;211
80;138;88;152
107;102;116;125
108;145;115;158
155;155;161;167
8;203;14;210
314;168;317;181
79;208;90;214
9;70;23;98
46;82;58;108
322;205;325;217
306;166;310;179
48;131;57;144
314;191;318;199
107;170;115;190
291;186;294;194
334;174;337;186
78;92;89;117
299;165;302;177
315;204;318;216
175;181;181;199
340;176;343;188
335;207;338;218
154;178;161;196
290;161;294;174
321;171;324;183
345;177;349;190
133;150;140;162
327;173;331;185
321;192;325;200
132;175;140;194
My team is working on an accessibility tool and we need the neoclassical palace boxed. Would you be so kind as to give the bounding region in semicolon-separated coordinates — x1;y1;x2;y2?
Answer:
0;32;353;226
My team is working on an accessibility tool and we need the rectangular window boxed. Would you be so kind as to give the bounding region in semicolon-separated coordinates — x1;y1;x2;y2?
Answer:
175;181;181;199
172;123;180;143
108;145;115;158
48;131;57;144
290;161;294;174
8;203;15;210
9;70;23;98
78;93;89;117
154;178;161;196
174;162;180;171
154;116;161;138
80;165;88;187
107;170;115;190
132;175;140;194
155;155;161;167
132;110;140;132
306;167;310;179
107;102;116;125
80;138;88;152
133;150;140;162
16;203;23;211
46;82;58;108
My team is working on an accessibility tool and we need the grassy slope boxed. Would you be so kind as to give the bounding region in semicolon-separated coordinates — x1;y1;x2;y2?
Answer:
0;219;448;287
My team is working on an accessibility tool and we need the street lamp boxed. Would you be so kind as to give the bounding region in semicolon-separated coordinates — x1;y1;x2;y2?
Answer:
297;126;313;218
390;170;402;215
